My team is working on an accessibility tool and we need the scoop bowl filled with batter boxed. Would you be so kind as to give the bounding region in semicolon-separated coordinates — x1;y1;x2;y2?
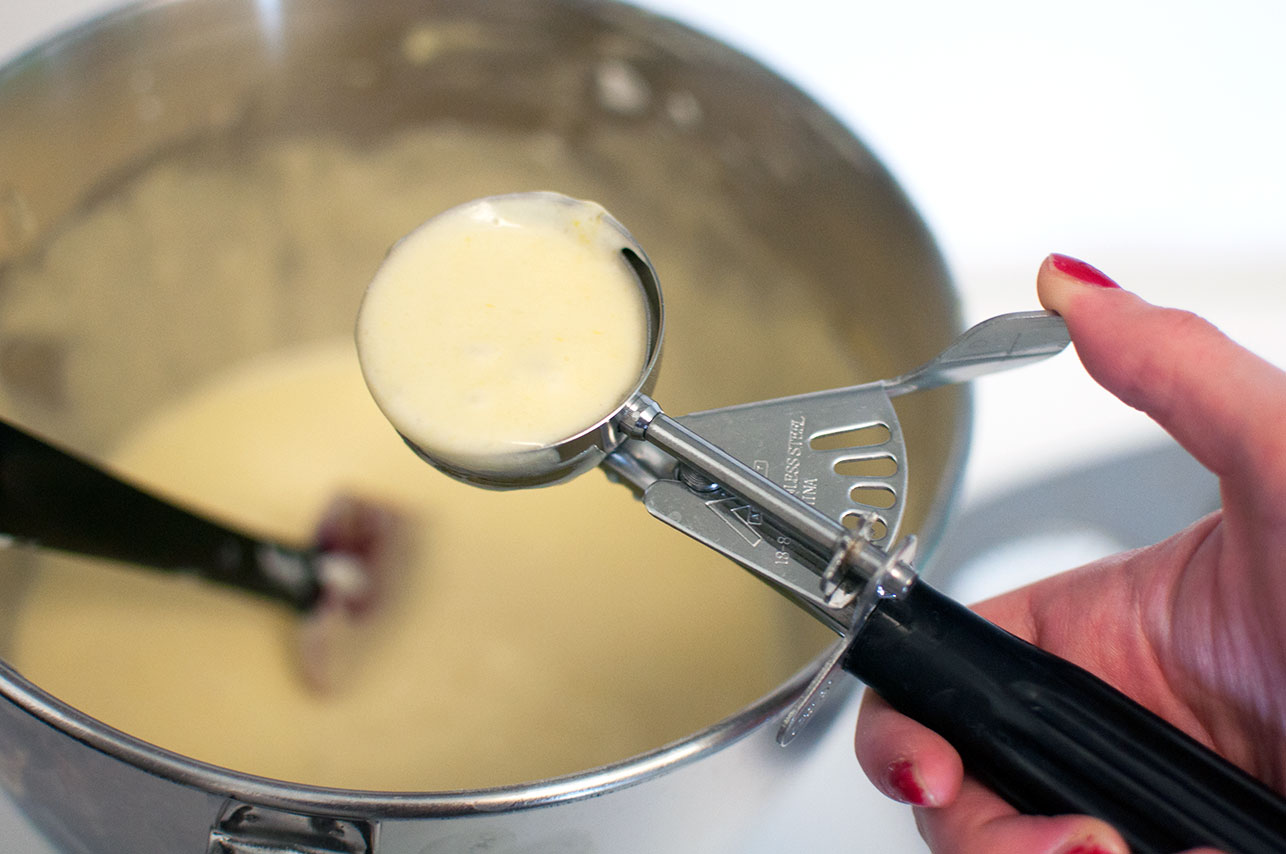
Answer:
357;192;663;487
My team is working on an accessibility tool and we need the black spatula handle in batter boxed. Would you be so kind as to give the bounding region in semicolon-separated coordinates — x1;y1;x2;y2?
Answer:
844;580;1286;854
0;418;323;610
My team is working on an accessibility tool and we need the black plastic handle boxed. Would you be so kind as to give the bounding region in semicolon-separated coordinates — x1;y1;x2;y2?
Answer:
0;419;320;610
844;580;1286;854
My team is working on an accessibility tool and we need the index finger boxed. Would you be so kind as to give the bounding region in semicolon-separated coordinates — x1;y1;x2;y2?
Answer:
1037;254;1286;505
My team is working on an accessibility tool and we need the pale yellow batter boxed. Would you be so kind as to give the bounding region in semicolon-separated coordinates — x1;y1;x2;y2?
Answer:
357;193;649;468
8;340;828;790
0;124;865;792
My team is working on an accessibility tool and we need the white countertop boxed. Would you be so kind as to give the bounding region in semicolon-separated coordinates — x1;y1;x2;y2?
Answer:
2;1;1283;851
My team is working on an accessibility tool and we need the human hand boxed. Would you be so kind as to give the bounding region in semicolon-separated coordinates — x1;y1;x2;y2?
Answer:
853;253;1286;854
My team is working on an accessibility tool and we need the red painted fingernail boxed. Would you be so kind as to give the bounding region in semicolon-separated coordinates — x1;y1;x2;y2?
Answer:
885;758;934;806
1049;253;1120;289
1060;843;1119;854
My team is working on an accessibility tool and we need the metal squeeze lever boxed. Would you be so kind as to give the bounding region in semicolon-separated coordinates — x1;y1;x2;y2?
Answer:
360;195;1286;854
609;310;1078;738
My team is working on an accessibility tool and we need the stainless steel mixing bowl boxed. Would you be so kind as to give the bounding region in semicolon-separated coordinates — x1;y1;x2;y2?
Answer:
0;1;967;851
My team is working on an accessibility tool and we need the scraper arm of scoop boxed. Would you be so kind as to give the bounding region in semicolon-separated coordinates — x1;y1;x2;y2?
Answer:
881;310;1071;397
843;580;1286;854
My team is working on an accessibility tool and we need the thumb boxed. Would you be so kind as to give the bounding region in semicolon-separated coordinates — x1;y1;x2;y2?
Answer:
1036;253;1286;494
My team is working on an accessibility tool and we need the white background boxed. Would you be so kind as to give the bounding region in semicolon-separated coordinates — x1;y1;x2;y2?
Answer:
2;1;1284;851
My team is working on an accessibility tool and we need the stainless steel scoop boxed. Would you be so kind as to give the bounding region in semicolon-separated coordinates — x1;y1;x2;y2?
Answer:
365;195;1286;854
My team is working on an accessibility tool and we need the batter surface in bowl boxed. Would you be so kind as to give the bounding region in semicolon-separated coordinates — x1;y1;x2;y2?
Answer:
0;125;863;791
8;340;834;789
